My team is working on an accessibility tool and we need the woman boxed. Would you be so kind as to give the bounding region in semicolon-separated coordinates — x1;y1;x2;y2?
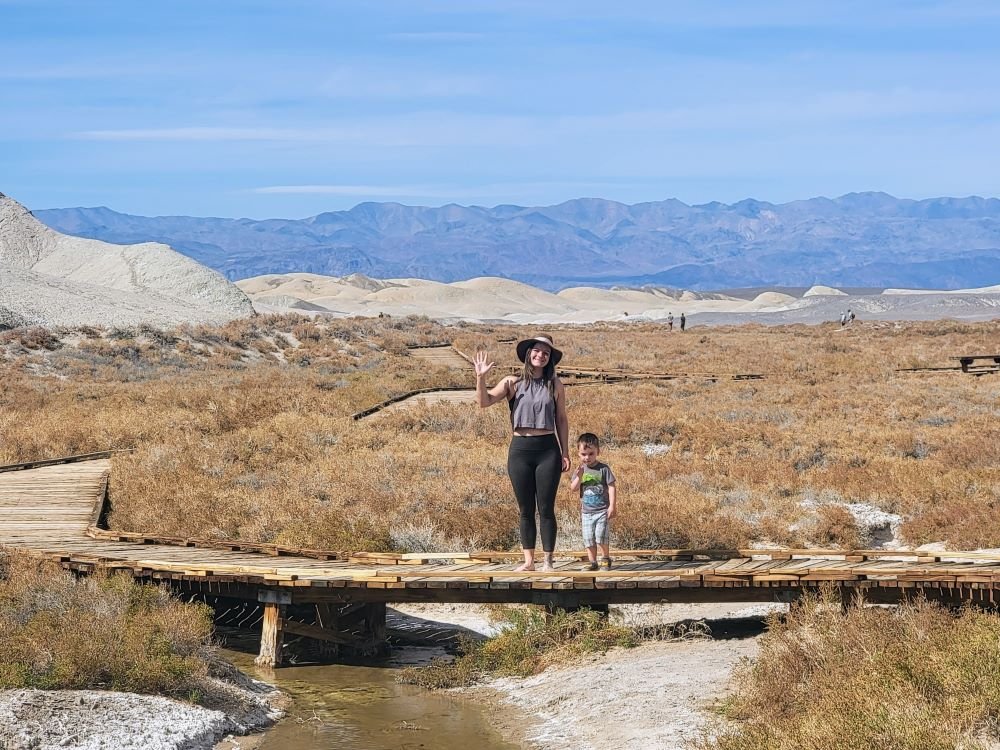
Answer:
474;335;570;572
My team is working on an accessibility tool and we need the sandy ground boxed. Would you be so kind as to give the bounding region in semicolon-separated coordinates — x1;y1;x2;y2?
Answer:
0;659;285;750
393;601;776;750
483;638;757;750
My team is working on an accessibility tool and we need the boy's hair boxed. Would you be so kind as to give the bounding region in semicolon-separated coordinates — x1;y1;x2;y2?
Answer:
577;432;600;449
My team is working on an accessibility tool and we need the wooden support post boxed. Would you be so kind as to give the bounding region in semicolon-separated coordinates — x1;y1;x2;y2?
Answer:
364;602;388;654
255;590;291;667
255;601;286;667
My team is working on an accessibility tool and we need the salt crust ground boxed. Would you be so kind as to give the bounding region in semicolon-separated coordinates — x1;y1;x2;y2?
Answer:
394;602;772;750
0;660;285;750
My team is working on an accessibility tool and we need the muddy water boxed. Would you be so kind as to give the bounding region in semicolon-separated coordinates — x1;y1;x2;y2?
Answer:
224;647;521;750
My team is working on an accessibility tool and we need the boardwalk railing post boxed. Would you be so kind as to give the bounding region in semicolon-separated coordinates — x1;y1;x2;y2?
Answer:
255;591;291;667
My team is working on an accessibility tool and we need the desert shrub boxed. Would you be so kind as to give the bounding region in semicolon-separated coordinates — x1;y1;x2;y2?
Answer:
699;590;1000;750
810;504;863;548
0;551;213;696
0;327;62;350
399;605;637;688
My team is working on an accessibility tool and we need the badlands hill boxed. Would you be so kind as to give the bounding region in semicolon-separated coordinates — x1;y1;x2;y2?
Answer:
238;273;1000;325
0;193;253;328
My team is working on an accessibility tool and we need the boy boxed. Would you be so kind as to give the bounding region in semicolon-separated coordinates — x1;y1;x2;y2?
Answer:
569;433;617;571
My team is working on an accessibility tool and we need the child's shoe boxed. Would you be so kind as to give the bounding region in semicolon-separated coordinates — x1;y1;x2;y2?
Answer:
580;561;599;571
599;558;613;571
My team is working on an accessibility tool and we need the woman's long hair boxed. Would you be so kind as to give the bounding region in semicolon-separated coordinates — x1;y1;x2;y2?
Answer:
520;351;557;397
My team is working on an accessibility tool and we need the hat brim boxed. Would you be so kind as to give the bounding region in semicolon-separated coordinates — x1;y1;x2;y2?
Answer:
516;338;563;366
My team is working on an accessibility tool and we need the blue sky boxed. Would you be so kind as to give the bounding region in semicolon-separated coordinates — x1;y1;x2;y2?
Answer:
2;0;999;218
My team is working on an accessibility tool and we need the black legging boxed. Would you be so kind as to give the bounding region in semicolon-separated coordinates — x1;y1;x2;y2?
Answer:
507;434;560;552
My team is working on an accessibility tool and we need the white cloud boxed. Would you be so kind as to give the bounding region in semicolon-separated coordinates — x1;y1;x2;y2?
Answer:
73;86;992;148
250;180;647;203
0;63;146;80
385;31;486;41
251;184;455;197
318;65;485;98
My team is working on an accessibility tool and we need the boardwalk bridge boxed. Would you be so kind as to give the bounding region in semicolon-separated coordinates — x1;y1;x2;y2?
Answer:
4;453;1000;666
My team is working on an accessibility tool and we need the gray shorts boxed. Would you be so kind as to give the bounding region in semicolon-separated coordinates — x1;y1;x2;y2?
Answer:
582;510;609;547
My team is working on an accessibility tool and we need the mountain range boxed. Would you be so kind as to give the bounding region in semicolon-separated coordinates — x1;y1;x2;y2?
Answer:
35;193;1000;291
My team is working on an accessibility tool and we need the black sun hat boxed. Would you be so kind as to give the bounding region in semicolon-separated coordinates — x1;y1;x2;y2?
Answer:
515;336;563;366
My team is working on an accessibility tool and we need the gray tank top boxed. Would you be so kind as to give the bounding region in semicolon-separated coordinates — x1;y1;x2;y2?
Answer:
509;377;556;431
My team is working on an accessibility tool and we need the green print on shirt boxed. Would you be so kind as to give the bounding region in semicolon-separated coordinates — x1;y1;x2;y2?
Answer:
581;470;605;510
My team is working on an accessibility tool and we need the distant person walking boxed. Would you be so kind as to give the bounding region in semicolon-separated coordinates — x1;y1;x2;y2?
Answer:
840;312;847;326
474;336;570;572
667;312;674;331
848;308;856;323
679;312;686;331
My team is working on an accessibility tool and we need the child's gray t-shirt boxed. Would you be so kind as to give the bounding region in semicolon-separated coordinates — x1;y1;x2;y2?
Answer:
579;462;616;514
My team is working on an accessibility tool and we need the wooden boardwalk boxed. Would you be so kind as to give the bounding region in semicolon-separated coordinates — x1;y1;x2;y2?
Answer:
4;453;1000;665
407;344;472;369
364;344;765;421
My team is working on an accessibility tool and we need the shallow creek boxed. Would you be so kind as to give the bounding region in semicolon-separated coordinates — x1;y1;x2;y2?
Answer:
223;646;519;750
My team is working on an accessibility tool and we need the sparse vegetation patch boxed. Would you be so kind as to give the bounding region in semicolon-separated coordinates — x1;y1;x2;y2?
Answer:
0;550;213;697
700;591;1000;750
399;605;638;688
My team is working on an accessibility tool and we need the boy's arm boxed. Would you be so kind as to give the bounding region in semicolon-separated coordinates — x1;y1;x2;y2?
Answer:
568;463;584;491
607;483;617;519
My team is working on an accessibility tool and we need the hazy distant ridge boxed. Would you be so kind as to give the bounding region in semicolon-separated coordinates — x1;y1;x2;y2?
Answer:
36;193;1000;290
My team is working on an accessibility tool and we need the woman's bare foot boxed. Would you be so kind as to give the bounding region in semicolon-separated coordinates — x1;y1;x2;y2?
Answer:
540;555;555;572
514;561;535;572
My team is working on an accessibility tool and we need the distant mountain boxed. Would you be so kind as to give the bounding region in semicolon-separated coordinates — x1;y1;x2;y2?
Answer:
34;193;1000;290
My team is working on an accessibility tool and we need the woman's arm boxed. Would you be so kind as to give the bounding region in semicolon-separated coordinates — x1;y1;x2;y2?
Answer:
554;377;570;472
474;351;513;407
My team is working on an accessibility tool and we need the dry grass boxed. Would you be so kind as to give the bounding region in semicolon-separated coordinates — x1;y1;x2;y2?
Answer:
398;605;638;688
0;550;213;696
0;316;998;552
699;591;1000;750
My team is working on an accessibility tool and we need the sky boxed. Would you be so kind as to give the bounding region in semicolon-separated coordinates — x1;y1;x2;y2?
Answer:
2;0;1000;219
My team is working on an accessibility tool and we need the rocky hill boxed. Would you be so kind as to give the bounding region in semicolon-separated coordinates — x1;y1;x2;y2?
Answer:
36;193;1000;290
0;193;253;328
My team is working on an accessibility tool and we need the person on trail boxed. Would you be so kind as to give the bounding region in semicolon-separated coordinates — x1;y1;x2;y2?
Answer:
666;312;674;331
848;308;856;323
474;336;570;572
679;312;686;331
569;433;617;571
840;312;847;326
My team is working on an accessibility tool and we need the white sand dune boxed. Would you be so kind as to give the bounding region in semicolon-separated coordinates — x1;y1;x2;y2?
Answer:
804;285;848;296
235;272;1000;327
739;292;798;310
